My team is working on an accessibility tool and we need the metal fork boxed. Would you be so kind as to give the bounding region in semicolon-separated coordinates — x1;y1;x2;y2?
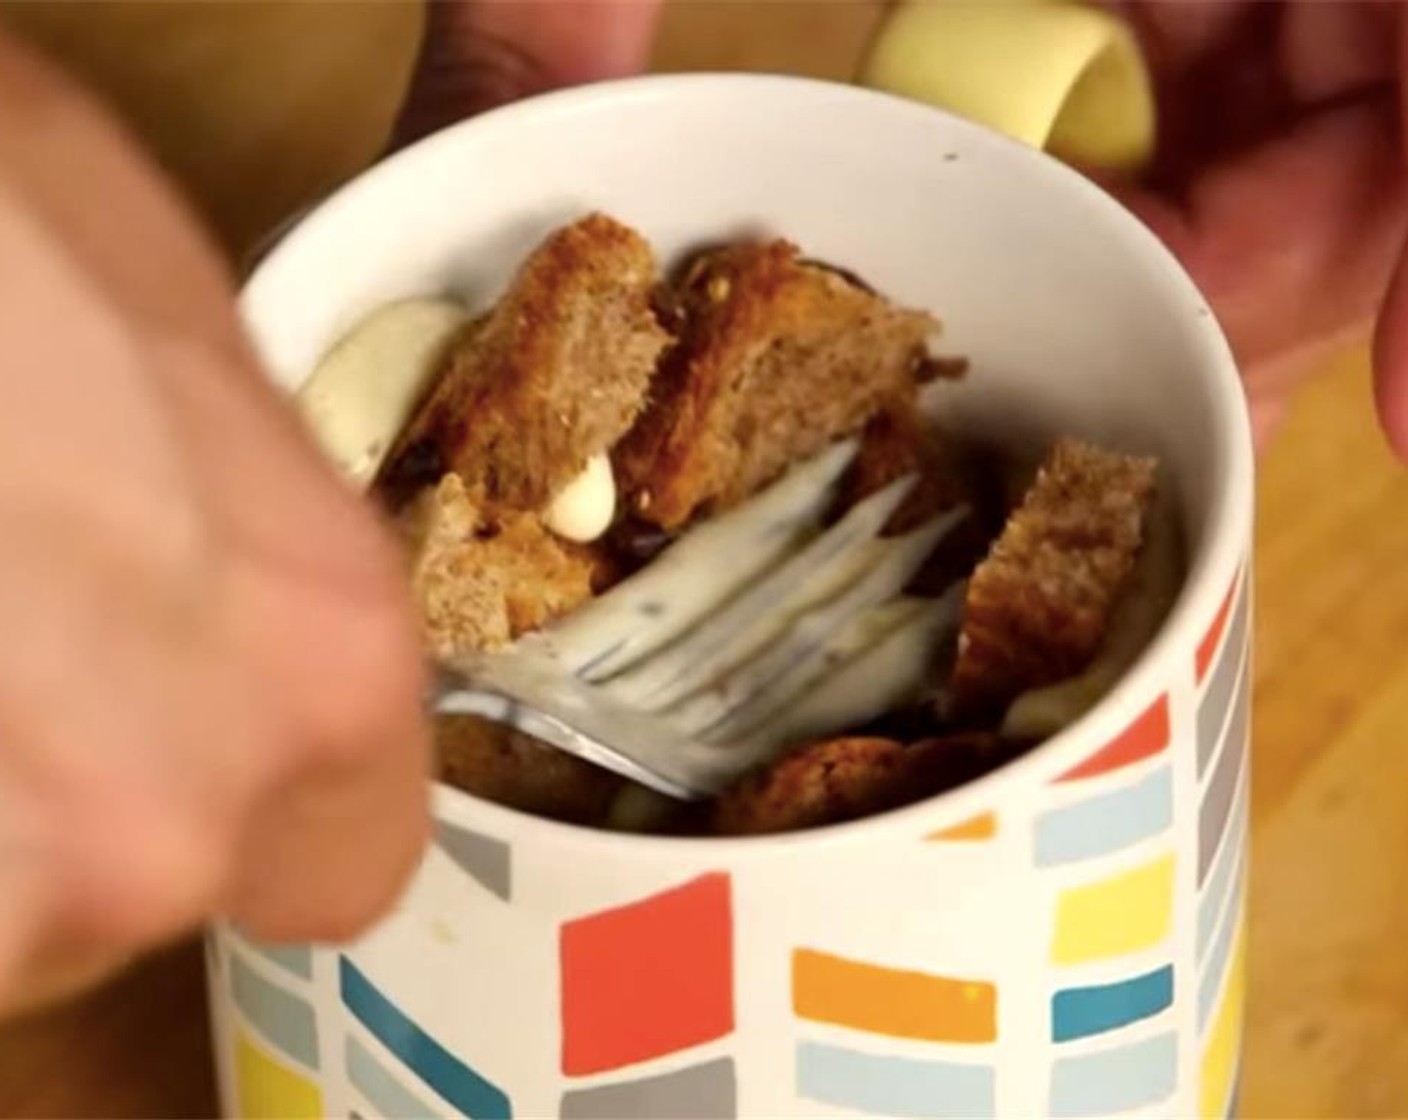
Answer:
429;442;966;800
431;653;746;799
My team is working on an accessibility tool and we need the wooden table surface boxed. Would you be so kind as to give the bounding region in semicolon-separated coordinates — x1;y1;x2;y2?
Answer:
1;3;1406;1116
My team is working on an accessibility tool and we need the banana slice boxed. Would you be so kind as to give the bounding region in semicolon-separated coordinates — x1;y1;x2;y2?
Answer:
604;474;918;710
860;0;1155;171
297;298;469;487
729;587;965;757
671;509;966;738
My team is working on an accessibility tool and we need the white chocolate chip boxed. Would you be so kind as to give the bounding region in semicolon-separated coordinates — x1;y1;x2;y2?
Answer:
542;453;616;543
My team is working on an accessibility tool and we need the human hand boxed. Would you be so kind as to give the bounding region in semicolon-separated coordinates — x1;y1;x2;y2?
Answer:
1106;1;1407;452
0;31;430;1014
392;0;663;147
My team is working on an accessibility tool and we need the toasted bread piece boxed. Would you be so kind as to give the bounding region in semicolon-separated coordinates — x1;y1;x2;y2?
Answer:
713;733;1009;835
437;716;621;826
379;214;671;514
949;438;1157;717
839;396;971;533
405;474;601;656
713;737;907;834
837;402;1014;597
617;240;936;529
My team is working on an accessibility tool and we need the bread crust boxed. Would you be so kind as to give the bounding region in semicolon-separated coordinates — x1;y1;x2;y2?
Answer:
380;213;671;515
950;438;1157;716
437;715;621;826
404;474;602;656
617;241;936;529
839;395;973;533
713;732;1009;835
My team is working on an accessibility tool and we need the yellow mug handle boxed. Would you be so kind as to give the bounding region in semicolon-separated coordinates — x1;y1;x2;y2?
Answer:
859;0;1155;171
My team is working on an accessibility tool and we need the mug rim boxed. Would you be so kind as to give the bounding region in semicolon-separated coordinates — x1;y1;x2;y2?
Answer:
245;71;1254;857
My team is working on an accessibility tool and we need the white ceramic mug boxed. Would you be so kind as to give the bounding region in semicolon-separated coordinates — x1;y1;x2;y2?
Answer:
206;74;1254;1120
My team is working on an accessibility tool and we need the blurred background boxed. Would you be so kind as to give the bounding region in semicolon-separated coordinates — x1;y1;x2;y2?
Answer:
0;2;1405;1116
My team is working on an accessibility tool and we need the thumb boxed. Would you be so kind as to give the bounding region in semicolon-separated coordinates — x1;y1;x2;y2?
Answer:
1371;15;1408;462
1371;231;1408;460
392;0;661;148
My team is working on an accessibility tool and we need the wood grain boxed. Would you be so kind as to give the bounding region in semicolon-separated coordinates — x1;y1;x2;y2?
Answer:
1242;346;1408;1119
0;2;1404;1116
